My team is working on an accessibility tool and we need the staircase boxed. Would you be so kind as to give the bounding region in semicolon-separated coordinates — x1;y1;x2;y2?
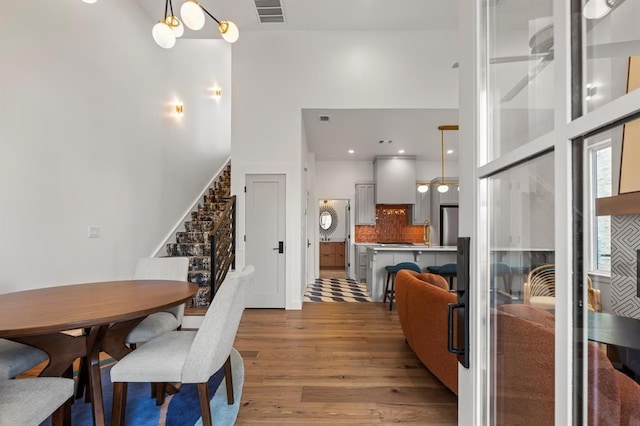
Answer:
165;162;235;308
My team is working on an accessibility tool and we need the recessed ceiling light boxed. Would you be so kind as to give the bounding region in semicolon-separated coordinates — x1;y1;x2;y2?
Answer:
398;149;405;154
447;149;454;154
348;149;355;154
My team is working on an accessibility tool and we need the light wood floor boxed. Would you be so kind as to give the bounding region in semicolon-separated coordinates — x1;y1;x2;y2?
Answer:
234;302;457;425
319;268;348;279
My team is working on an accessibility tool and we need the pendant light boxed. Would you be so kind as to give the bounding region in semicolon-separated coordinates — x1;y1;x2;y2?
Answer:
437;125;458;193
582;0;619;20
416;125;459;193
180;0;240;43
152;0;184;49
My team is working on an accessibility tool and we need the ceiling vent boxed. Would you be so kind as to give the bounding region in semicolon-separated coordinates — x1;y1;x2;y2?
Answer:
254;0;285;24
319;115;330;123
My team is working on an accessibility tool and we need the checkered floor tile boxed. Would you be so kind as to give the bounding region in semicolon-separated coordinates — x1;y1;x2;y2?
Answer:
304;278;371;302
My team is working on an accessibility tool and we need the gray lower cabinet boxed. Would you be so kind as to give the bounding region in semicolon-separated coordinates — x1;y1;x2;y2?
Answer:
355;245;368;282
355;184;376;225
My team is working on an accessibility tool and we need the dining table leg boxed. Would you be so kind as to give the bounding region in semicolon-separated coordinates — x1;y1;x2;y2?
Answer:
10;333;86;377
86;325;109;426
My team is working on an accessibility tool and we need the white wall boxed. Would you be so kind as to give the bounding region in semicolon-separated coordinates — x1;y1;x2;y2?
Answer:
232;30;459;309
0;0;232;293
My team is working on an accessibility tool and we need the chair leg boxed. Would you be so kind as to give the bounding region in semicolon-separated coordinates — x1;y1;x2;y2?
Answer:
51;397;72;426
383;272;391;303
224;355;234;404
154;382;166;406
112;382;128;426
197;382;212;426
388;273;395;311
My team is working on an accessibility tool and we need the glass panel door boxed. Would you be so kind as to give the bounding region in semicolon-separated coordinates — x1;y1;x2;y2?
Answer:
487;153;556;424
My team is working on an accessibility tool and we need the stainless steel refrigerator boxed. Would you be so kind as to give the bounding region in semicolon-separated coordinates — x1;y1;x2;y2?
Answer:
440;205;459;246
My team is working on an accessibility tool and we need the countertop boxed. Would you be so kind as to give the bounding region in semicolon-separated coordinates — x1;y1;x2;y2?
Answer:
355;243;457;252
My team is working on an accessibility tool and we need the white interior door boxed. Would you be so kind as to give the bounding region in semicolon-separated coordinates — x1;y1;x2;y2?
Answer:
245;174;286;308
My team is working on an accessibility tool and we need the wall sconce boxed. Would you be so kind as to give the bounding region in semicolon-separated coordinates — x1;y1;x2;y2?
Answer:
175;103;184;116
585;83;597;101
212;88;222;100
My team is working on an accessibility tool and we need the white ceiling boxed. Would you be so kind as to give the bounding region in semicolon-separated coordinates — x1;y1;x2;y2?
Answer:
135;0;461;161
135;0;459;37
302;109;459;161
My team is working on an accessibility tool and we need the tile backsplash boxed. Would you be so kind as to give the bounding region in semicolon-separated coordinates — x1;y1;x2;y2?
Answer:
355;205;424;243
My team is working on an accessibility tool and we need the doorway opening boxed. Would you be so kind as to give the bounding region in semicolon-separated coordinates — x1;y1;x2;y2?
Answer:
318;199;349;280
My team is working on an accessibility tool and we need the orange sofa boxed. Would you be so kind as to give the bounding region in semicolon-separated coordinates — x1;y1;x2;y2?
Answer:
395;270;458;395
495;304;640;425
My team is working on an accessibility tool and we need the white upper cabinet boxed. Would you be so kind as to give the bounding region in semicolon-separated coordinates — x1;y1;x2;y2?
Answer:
355;184;376;225
374;157;417;204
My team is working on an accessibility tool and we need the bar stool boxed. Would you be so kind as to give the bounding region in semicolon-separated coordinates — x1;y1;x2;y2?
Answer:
384;262;421;310
492;263;512;294
427;263;457;287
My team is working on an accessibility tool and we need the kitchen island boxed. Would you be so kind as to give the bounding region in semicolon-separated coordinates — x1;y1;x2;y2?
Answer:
356;244;457;302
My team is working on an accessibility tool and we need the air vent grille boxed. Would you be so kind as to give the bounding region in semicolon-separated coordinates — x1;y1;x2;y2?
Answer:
254;0;285;24
319;115;330;123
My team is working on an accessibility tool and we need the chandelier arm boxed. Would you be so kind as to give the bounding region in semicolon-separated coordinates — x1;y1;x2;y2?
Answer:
169;0;175;18
200;5;221;25
163;0;169;20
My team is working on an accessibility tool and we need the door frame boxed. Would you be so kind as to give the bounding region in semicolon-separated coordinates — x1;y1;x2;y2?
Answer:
232;163;304;309
245;174;286;308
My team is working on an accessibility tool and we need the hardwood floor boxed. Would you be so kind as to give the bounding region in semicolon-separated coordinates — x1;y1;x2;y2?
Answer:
319;268;348;279
234;302;457;425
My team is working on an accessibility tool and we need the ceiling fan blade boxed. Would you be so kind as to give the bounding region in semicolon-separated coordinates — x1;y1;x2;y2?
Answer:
587;39;640;59
490;53;549;64
500;56;553;103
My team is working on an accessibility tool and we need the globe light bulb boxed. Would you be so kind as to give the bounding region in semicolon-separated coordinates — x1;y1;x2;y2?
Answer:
437;184;449;193
181;0;205;30
167;15;184;38
417;185;429;193
219;21;239;43
582;0;613;19
152;21;176;49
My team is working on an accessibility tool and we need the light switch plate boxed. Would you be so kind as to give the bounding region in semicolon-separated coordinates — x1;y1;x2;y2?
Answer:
88;226;100;238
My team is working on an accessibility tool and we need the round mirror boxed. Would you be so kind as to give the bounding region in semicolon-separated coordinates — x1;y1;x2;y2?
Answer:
319;204;338;237
320;211;333;230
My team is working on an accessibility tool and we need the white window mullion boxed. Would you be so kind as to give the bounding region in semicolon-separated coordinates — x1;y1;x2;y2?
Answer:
552;0;573;424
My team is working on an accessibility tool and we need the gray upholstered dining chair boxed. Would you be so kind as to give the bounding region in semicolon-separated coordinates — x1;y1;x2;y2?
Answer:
0;339;48;380
125;256;190;345
0;377;74;425
110;265;254;426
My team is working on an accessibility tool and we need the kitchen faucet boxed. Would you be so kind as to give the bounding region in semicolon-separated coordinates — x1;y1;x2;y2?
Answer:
423;218;433;247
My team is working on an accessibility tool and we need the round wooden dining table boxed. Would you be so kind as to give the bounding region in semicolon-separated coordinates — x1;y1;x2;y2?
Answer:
0;280;198;426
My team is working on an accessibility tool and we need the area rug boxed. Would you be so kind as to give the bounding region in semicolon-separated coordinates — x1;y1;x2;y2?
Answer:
304;278;371;302
42;348;243;426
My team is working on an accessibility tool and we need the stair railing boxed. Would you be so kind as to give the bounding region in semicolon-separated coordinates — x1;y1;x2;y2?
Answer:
209;195;236;301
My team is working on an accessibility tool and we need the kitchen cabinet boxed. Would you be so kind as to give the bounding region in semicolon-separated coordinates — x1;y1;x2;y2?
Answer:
320;242;346;269
412;183;432;225
355;184;376;225
355;245;368;282
439;186;459;204
374;156;417;204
